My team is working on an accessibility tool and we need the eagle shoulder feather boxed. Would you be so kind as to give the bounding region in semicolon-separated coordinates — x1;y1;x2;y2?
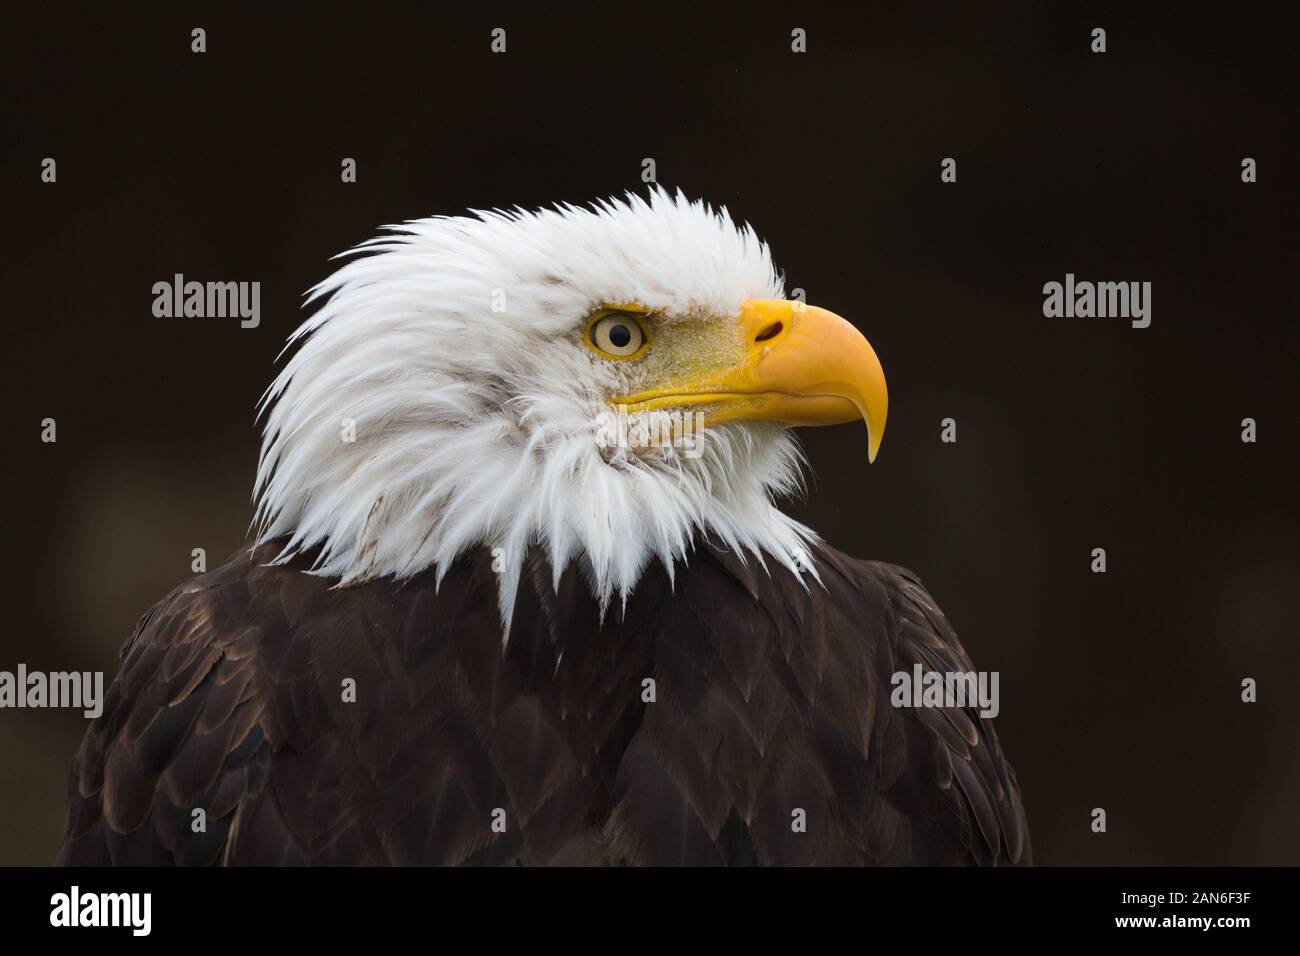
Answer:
57;540;1029;866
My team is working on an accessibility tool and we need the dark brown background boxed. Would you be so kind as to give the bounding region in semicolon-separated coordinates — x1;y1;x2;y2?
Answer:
2;3;1296;865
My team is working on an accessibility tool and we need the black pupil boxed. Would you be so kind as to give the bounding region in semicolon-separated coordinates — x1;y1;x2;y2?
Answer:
608;323;632;348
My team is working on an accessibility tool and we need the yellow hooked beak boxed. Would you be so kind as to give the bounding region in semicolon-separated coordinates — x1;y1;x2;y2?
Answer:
612;299;888;461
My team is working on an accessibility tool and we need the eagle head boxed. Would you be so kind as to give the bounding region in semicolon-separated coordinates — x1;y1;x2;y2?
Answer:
253;190;887;630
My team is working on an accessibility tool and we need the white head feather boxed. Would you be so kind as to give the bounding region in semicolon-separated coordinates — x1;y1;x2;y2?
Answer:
253;189;819;632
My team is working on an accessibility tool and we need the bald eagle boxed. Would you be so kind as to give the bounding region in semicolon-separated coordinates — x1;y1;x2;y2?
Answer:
57;191;1029;866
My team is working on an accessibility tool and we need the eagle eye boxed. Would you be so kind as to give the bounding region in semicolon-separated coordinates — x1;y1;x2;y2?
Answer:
586;312;648;360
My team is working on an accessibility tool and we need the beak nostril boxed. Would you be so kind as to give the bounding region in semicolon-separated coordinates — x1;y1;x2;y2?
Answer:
754;321;783;343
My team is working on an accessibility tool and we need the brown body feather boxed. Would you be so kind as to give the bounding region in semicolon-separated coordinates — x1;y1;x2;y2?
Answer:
56;540;1030;865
